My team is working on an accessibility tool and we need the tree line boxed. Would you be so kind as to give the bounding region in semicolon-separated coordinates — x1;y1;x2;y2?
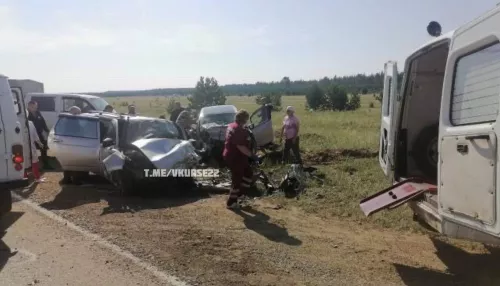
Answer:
90;72;404;98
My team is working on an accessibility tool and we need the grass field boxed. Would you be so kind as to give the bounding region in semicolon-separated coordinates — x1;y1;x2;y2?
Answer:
107;95;417;231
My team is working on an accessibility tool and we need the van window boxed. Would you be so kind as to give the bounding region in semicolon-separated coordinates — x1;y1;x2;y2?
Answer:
11;90;21;115
63;98;93;113
31;96;55;112
451;42;500;125
54;117;98;139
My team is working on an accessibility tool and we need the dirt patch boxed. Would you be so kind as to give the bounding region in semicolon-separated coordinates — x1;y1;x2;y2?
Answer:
304;148;378;164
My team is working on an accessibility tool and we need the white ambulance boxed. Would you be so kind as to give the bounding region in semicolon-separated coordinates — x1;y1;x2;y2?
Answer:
361;6;500;245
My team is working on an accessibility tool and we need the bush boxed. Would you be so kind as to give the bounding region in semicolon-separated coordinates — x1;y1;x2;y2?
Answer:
361;88;368;95
346;93;361;111
306;84;326;110
374;92;383;102
369;102;375;108
326;84;348;111
255;92;282;111
188;76;226;109
166;97;176;114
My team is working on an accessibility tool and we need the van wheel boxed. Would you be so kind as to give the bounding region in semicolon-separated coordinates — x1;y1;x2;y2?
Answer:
413;124;439;181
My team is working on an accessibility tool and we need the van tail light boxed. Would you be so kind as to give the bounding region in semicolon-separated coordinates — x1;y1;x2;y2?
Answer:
12;144;24;171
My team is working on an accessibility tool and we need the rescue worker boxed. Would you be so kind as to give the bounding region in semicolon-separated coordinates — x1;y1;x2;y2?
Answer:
223;110;259;209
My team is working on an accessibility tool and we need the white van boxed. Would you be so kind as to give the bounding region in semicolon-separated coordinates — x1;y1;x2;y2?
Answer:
361;6;500;245
25;93;113;131
0;75;29;215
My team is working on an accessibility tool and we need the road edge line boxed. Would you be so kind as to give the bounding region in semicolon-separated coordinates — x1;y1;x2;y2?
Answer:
11;193;191;286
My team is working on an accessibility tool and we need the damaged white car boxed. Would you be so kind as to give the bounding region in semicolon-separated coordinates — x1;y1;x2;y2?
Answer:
196;104;275;166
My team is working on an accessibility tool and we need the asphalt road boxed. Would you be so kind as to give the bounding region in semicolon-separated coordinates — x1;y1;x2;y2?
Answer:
0;201;163;286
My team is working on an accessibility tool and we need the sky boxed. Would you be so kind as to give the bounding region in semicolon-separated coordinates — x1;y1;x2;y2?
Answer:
0;0;499;92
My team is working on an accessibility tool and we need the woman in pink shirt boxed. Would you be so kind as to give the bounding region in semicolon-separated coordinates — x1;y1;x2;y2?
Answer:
280;106;302;164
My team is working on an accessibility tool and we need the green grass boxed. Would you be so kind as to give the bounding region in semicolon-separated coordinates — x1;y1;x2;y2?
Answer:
106;94;418;231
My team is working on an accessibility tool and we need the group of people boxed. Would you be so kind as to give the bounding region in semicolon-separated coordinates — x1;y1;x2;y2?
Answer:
223;105;301;209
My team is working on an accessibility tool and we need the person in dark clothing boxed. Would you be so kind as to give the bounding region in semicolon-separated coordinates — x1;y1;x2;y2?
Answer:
169;102;185;122
223;110;259;209
27;101;52;169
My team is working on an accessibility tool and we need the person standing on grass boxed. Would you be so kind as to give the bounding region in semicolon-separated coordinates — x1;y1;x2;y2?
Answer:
223;110;259;209
27;101;52;170
128;104;137;115
280;106;302;165
27;120;45;183
170;102;185;122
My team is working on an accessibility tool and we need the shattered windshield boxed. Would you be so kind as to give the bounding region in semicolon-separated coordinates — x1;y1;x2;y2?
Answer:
200;113;235;126
124;119;181;143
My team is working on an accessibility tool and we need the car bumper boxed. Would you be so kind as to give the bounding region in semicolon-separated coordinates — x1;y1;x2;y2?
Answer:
0;178;29;190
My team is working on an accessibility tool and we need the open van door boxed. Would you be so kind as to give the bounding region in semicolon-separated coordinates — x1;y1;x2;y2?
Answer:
438;7;500;243
379;61;399;177
8;80;44;169
10;87;31;168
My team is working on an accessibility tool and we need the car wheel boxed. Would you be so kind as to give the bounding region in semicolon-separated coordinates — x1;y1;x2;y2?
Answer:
413;124;439;181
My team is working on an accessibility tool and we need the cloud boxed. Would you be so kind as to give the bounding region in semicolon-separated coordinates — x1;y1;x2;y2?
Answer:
0;6;116;54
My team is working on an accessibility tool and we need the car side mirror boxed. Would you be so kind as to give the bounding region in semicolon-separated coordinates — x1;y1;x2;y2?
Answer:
102;137;115;148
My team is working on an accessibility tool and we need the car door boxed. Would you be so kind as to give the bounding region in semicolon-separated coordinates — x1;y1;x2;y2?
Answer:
98;118;119;176
10;87;31;168
249;104;274;147
379;61;399;177
439;8;500;237
49;115;101;173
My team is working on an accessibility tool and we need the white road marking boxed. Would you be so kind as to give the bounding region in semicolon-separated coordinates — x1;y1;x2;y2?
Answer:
11;193;191;286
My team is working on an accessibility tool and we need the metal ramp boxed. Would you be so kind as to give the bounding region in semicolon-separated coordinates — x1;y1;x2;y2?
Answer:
360;178;437;216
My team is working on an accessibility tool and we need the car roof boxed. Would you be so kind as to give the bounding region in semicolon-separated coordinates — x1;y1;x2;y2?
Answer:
408;30;455;57
28;92;101;99
199;105;237;116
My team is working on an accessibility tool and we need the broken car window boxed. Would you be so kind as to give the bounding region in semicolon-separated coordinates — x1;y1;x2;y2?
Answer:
200;113;235;125
124;119;181;143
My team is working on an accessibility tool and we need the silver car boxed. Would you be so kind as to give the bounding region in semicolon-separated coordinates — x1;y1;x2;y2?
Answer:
48;112;192;185
48;112;120;183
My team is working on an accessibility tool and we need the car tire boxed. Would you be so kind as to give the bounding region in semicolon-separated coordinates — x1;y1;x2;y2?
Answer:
412;124;439;181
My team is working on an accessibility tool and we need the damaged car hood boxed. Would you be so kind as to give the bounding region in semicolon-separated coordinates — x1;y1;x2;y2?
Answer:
103;138;201;173
132;138;201;169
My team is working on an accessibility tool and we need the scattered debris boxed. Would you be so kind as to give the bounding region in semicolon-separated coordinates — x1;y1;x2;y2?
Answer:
304;148;378;164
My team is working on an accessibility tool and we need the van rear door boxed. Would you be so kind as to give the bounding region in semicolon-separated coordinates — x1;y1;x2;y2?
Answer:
439;6;500;238
0;102;7;181
10;87;31;168
379;61;399;177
